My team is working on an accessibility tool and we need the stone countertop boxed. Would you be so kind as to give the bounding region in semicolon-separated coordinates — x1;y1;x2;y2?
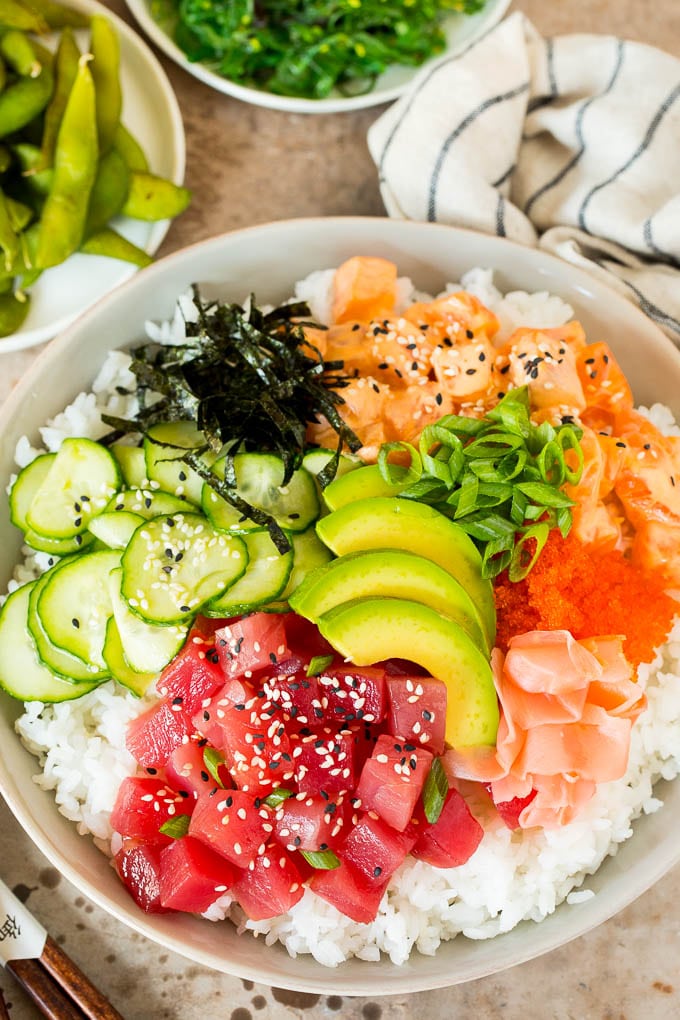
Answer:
1;1;679;1017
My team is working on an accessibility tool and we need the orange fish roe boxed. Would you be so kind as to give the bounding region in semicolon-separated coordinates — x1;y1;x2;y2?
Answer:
494;530;678;667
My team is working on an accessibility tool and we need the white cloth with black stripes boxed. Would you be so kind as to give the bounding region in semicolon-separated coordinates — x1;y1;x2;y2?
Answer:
367;12;680;344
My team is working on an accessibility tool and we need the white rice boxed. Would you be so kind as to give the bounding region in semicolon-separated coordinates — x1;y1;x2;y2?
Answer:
10;269;680;967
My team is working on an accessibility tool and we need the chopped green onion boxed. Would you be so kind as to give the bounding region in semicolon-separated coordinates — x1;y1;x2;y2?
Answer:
159;814;191;839
307;654;334;677
203;747;226;788
422;757;448;824
300;848;341;870
377;385;583;580
263;788;294;808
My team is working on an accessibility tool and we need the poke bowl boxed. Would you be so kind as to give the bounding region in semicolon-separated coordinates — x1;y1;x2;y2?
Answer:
1;216;680;996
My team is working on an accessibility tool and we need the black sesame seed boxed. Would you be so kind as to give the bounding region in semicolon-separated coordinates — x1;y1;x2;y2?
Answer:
373;866;382;877
466;329;474;339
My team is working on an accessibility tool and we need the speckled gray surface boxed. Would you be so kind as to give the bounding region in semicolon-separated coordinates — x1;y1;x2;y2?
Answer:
1;0;680;1017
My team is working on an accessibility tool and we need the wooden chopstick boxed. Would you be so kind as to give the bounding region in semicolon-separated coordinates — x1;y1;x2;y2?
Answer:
0;986;10;1020
40;937;124;1020
6;957;85;1020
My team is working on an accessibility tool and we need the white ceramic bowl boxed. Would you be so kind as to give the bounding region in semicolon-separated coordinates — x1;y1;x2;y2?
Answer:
0;0;186;353
123;0;511;113
1;218;680;995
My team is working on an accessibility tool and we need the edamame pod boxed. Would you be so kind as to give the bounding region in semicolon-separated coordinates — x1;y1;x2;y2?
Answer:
0;0;48;34
25;0;89;29
0;64;53;136
81;227;152;267
0;289;29;335
90;14;121;155
35;56;97;269
85;147;129;236
0;189;18;270
114;123;148;172
121;172;191;221
0;29;41;77
38;25;79;171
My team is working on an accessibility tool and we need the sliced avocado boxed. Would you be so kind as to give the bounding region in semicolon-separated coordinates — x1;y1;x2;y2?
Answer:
316;497;496;648
289;548;489;654
323;463;410;512
318;597;499;748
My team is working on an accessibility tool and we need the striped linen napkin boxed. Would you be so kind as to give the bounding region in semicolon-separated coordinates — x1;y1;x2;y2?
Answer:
367;12;680;343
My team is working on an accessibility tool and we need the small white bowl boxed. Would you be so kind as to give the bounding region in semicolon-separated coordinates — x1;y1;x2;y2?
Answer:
123;0;511;114
0;0;185;353
1;218;679;994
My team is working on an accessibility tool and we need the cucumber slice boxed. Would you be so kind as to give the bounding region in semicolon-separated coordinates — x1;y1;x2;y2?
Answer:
37;550;121;669
144;421;208;505
28;565;109;683
102;617;159;698
121;512;248;624
26;438;121;540
24;529;95;556
202;453;319;533
302;448;362;481
266;525;333;610
112;444;147;488
0;583;101;702
106;488;190;518
89;510;144;549
10;454;54;530
204;529;294;617
109;567;186;673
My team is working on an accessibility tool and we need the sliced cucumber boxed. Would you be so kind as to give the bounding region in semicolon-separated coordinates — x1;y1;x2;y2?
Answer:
266;525;333;609
24;529;95;556
302;448;362;481
109;567;187;673
202;452;319;534
106;488;190;518
37;550;121;669
144;421;208;505
10;454;54;530
25;438;121;540
121;512;248;624
89;510;144;549
102;617;157;697
204;529;294;617
112;444;147;488
0;583;102;702
28;564;109;683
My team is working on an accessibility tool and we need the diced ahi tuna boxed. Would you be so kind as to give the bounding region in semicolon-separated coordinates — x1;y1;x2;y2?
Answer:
386;675;447;755
262;657;324;727
317;664;387;726
110;777;191;844
165;738;230;800
411;788;483;868
292;727;356;797
214;613;290;679
115;842;170;914
156;629;226;716
188;789;269;867
309;813;414;923
193;676;253;747
282;613;334;660
272;793;348;852
126;700;194;770
214;694;295;796
354;734;433;832
230;844;305;921
159;835;237;912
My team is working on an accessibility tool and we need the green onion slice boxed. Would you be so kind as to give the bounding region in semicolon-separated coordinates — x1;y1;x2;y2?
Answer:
300;849;341;870
422;757;448;824
159;814;191;839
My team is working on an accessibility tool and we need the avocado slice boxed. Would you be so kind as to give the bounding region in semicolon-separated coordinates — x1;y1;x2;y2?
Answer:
323;463;410;512
316;497;496;647
289;548;489;654
318;597;499;748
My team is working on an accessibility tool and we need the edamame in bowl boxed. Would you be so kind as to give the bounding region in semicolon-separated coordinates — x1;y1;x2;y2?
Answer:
0;0;186;352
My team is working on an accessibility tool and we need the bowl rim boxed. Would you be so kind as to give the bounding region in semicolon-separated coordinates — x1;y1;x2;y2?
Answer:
2;216;680;995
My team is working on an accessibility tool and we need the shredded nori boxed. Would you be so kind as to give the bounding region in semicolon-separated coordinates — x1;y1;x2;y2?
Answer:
101;287;361;552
